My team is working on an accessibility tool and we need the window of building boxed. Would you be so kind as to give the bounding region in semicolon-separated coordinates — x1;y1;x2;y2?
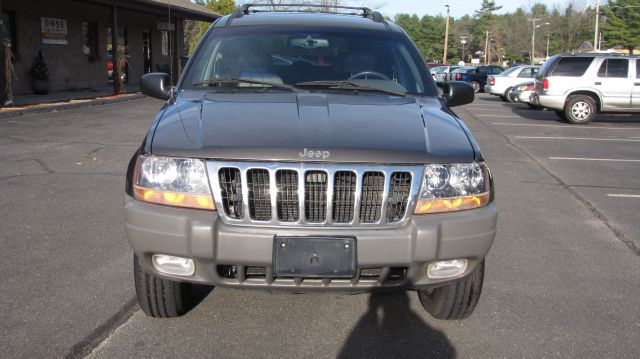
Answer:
161;30;169;56
597;59;629;78
82;21;99;60
2;11;19;58
637;60;640;78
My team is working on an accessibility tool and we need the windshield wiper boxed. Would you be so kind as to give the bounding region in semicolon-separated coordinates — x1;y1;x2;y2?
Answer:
295;80;406;97
193;78;298;92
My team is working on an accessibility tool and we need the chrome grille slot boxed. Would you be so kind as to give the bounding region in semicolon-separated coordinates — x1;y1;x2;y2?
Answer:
218;168;243;219
359;172;385;223
332;171;356;223
247;169;271;221
304;171;328;222
207;162;422;228
276;170;299;222
386;172;412;222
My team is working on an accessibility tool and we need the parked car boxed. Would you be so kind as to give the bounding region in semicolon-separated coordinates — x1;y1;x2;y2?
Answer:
449;65;504;93
130;4;496;320
485;65;539;101
431;65;460;81
507;80;538;108
532;53;640;124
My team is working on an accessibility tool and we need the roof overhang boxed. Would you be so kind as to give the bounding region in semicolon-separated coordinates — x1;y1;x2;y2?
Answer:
76;0;220;22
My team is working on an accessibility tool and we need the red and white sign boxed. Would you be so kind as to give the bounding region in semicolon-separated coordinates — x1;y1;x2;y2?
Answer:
41;17;68;45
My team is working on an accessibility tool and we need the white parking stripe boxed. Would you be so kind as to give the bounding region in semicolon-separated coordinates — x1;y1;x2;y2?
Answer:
515;136;640;142
477;115;521;118
493;122;640;130
607;194;640;198
549;157;640;162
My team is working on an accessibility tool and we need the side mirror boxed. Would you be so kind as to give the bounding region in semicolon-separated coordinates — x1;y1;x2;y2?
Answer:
438;81;474;107
140;72;171;100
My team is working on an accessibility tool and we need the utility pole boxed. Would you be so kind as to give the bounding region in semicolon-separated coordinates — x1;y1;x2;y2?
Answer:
528;18;542;64
484;31;489;64
443;4;450;64
546;30;550;59
594;0;600;50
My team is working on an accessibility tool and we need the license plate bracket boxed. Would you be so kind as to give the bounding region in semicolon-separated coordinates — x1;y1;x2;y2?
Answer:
273;236;357;278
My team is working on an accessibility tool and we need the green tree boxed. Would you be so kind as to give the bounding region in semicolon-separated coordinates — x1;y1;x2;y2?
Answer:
601;0;640;53
188;0;237;55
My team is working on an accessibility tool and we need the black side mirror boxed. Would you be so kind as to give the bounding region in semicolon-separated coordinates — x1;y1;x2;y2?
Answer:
438;81;474;107
141;72;171;100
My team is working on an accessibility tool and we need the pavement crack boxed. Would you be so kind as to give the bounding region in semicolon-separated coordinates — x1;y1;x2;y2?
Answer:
64;297;138;359
0;135;137;148
462;107;640;256
33;158;55;174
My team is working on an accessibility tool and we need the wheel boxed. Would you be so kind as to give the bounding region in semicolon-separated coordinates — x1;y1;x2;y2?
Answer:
502;88;513;102
134;254;195;318
348;71;390;81
555;110;567;121
469;81;481;93
564;95;596;124
418;261;484;320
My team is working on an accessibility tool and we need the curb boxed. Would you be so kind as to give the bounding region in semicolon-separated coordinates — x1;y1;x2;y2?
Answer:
0;93;147;118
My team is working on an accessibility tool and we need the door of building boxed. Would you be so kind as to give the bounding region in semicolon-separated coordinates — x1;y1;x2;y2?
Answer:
143;29;152;74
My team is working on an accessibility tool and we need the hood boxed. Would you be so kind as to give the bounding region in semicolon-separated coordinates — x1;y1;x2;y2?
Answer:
150;91;474;164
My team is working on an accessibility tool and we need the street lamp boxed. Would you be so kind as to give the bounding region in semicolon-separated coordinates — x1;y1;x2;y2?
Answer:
460;36;467;64
529;19;549;64
443;4;450;64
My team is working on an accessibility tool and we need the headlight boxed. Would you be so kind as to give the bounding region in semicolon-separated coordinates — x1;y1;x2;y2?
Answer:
414;162;491;214
133;155;215;210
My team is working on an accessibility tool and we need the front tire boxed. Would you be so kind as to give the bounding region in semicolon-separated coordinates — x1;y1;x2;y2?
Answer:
564;95;596;124
134;254;195;318
418;261;484;320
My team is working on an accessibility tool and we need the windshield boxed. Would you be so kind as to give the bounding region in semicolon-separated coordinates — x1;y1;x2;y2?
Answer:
182;26;434;96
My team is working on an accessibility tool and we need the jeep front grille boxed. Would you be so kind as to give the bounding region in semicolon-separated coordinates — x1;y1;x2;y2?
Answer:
207;162;423;228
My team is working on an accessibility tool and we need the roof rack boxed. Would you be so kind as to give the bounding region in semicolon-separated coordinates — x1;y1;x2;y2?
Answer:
226;3;386;26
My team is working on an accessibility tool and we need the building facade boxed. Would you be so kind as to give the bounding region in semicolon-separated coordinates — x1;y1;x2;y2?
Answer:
1;0;218;98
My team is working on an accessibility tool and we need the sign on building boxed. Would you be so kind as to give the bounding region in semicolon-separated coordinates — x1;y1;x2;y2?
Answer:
41;17;68;45
157;22;175;31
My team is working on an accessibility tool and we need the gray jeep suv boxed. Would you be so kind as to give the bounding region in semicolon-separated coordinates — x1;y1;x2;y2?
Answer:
126;4;496;320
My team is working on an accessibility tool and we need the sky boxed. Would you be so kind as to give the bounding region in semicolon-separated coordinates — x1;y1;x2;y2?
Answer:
341;0;571;18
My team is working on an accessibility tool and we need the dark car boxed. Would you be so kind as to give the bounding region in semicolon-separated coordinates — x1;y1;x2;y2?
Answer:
449;65;504;93
128;4;496;320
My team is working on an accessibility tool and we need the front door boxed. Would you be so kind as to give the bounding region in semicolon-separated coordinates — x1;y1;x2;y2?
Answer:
597;58;632;110
142;29;152;74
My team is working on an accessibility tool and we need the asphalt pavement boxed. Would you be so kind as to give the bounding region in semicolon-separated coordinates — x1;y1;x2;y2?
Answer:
1;95;639;358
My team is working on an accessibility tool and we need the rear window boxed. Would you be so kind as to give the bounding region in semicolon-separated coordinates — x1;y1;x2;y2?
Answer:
597;59;629;78
518;67;538;78
550;57;594;77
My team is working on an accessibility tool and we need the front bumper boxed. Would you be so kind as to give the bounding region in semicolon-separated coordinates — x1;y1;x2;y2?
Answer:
125;195;497;291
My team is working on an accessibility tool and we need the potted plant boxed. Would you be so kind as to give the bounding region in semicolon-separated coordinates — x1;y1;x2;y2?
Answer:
29;51;50;95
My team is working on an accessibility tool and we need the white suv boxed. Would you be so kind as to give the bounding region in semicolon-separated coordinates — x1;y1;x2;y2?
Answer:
532;53;640;124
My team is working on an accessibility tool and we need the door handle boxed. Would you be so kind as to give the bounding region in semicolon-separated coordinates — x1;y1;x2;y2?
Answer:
635;83;640;86
595;82;602;85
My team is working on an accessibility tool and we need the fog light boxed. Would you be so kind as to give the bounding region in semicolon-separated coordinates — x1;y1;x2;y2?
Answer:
426;259;468;279
152;254;195;277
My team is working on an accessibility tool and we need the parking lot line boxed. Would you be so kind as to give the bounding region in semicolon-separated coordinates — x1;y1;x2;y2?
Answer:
515;136;640;142
549;157;640;162
493;123;640;130
477;115;521;118
607;194;640;198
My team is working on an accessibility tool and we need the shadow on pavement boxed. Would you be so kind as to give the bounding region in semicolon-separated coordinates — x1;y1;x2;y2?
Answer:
337;292;455;359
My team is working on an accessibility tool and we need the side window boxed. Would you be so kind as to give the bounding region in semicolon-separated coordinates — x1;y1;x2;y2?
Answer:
492;67;503;74
550;57;593;77
477;66;488;74
518;68;534;78
597;59;629;78
637;59;640;78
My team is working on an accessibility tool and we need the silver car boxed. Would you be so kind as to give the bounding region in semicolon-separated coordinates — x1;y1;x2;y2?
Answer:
532;53;640;124
485;65;539;101
430;65;460;82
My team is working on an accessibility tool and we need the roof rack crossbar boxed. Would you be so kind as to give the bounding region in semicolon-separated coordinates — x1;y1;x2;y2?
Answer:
226;3;386;25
